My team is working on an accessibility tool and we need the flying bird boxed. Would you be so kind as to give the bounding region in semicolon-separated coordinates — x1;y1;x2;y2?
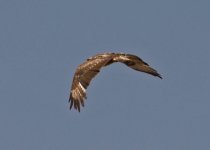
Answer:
69;52;162;112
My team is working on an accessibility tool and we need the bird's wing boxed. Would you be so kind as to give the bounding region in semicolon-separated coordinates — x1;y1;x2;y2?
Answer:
113;53;162;79
69;53;114;112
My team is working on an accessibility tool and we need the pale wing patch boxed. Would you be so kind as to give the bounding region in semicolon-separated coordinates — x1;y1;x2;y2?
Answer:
79;82;86;92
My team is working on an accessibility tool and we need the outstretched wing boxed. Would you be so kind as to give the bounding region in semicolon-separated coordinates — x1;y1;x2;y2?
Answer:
69;52;162;112
114;53;162;79
69;53;114;112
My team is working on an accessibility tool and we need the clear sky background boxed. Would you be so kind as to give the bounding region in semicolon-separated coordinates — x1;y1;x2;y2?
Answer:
1;0;210;150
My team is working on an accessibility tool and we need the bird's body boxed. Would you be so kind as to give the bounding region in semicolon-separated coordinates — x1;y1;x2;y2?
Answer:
69;52;162;112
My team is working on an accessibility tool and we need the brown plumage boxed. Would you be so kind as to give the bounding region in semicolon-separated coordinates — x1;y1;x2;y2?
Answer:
69;52;162;112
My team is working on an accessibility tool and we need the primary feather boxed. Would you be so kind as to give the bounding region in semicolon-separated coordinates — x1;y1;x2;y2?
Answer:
69;52;162;112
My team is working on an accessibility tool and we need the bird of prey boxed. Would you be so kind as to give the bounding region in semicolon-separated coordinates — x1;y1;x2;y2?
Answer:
69;52;162;112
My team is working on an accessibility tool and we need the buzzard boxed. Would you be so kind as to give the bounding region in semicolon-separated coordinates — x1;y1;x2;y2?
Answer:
69;52;162;112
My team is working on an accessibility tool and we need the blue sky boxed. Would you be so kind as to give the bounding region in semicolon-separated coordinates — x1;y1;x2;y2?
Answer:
1;0;210;150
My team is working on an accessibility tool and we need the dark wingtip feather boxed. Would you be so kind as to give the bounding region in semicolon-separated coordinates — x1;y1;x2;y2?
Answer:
158;74;162;79
69;93;81;112
77;101;80;112
154;72;162;79
151;71;162;79
69;93;73;109
69;99;73;110
73;100;80;112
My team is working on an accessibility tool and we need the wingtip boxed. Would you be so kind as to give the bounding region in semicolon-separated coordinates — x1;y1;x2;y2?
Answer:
158;74;162;79
69;99;74;110
69;99;81;113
